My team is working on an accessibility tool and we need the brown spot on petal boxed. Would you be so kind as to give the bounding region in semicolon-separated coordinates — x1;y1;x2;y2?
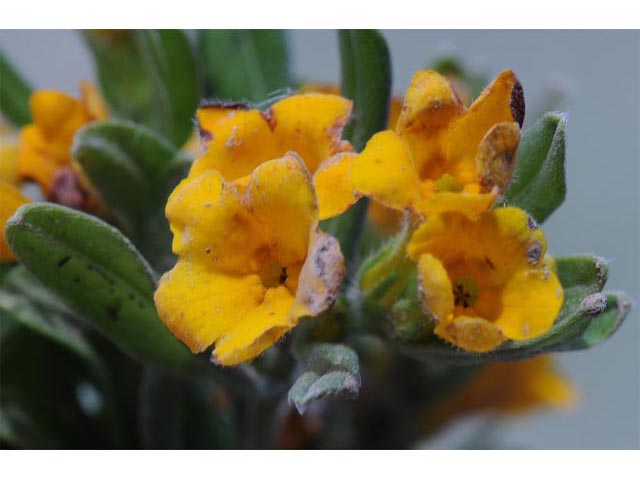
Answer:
295;231;345;315
510;79;525;127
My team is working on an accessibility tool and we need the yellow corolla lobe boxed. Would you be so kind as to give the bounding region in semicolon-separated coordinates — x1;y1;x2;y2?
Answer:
351;69;524;219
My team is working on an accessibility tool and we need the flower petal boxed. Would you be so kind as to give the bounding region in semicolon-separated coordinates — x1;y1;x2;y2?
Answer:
166;170;268;275
445;70;523;172
30;90;87;141
18;125;64;191
212;286;296;365
79;81;109;120
295;230;345;316
154;259;267;354
313;153;360;220
495;259;564;341
414;190;496;219
270;93;353;172
0;129;20;184
476;121;520;193
350;130;421;211
434;315;505;352
192;106;277;180
417;253;454;323
395;70;466;182
0;181;30;261
246;153;317;266
479;207;548;273
408;207;547;277
407;212;474;263
396;70;464;135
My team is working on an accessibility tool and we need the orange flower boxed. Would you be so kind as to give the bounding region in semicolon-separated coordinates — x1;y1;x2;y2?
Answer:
424;356;576;430
154;154;345;365
18;82;108;209
407;207;563;352
351;69;524;219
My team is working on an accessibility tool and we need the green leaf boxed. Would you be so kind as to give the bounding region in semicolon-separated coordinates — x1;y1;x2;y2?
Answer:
82;30;200;146
0;50;32;126
502;112;567;223
139;367;235;448
197;30;290;102
355;219;414;309
567;291;632;349
0;289;97;369
322;30;392;271
0;270;126;446
393;255;629;364
1;327;120;448
5;203;191;368
0;266;108;373
339;29;392;152
288;343;361;414
72;119;187;271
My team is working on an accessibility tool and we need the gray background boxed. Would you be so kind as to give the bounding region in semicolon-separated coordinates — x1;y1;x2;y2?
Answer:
1;30;638;449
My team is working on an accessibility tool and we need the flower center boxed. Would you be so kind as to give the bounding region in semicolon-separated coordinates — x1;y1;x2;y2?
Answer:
260;258;288;289
434;173;463;193
452;276;479;308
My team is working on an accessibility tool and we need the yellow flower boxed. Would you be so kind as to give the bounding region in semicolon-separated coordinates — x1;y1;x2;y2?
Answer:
1;121;20;185
18;82;108;208
0;181;30;262
154;154;345;366
191;93;359;221
407;207;563;352
424;356;576;430
351;69;524;219
0;123;30;262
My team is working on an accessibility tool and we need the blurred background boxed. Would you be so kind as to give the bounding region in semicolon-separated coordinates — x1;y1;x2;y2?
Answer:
0;30;638;448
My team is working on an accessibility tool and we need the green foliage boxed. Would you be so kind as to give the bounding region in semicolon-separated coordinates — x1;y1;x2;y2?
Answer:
0;327;121;448
0;50;32;126
0;267;101;371
72;119;188;271
198;30;290;102
503;112;567;223
0;30;632;449
5;203;191;369
288;343;361;414
82;30;200;147
139;367;235;448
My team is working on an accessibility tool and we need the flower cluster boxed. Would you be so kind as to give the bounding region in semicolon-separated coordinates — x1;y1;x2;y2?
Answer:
352;69;563;351
154;69;564;363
